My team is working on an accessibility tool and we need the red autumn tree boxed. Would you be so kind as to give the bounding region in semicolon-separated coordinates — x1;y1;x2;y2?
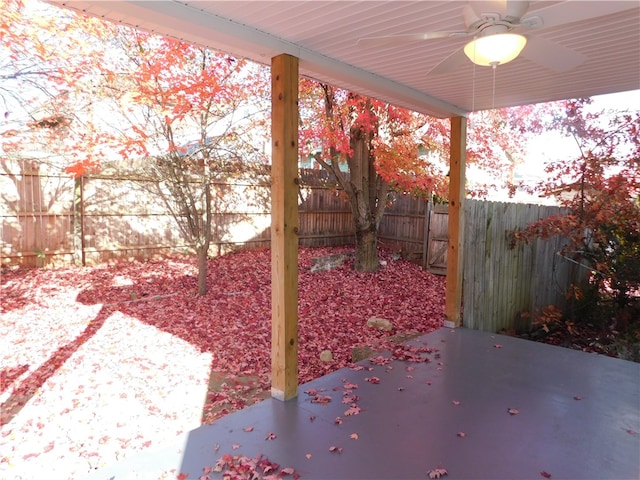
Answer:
513;98;640;334
0;0;119;176
299;79;537;271
105;29;269;295
299;81;445;271
2;0;269;291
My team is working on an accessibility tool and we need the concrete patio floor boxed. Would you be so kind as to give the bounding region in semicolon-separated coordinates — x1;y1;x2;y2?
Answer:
87;327;640;480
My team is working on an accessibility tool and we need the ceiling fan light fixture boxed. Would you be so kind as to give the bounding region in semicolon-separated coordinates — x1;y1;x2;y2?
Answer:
464;33;527;67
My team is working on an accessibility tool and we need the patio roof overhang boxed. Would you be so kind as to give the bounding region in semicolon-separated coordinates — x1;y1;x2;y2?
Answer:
46;1;640;117
45;0;640;400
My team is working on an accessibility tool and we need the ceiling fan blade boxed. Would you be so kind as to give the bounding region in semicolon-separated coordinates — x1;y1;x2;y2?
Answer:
520;36;585;72
357;31;468;48
521;1;637;29
428;47;468;76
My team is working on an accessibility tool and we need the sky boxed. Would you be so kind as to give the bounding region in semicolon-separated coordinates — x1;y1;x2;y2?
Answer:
475;88;640;203
525;89;640;176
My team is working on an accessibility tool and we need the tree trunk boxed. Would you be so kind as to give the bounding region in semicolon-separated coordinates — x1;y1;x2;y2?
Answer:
72;176;84;266
346;106;383;272
354;224;378;271
196;245;208;296
196;178;213;296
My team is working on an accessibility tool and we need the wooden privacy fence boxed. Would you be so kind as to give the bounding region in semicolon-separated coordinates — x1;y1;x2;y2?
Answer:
377;197;580;333
0;165;440;270
0;167;356;267
462;200;582;333
1;163;581;334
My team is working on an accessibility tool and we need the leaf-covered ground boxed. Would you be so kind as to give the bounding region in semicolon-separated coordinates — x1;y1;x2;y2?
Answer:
0;246;445;478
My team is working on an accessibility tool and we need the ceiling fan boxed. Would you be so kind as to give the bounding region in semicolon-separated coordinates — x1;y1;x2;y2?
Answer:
357;1;636;75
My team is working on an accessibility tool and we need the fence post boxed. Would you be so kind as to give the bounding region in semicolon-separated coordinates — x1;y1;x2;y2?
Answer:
72;176;86;266
422;193;432;269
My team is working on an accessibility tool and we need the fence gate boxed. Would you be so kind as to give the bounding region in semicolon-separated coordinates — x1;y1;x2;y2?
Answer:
425;204;448;275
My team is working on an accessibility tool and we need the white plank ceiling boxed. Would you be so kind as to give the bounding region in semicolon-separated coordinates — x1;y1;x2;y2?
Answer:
48;1;640;118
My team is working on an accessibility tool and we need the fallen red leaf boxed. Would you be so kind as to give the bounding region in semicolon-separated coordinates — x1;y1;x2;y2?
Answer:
309;394;332;405
344;406;361;416
428;467;448;478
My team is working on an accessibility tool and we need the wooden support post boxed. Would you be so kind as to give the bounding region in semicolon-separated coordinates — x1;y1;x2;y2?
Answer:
270;54;299;401
445;116;467;328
